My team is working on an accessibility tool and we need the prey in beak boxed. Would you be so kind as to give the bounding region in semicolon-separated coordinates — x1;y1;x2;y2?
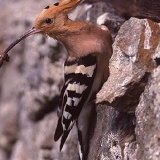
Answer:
0;27;40;67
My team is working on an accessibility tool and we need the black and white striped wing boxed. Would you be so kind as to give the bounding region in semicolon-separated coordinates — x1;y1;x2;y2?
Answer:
54;54;97;150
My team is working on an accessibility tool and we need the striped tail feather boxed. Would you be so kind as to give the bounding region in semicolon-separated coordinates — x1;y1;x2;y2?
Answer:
54;117;72;151
60;129;71;151
54;118;63;141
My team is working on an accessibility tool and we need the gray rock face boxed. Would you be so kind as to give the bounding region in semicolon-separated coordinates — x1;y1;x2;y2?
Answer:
136;67;160;160
93;18;160;160
0;1;160;160
97;18;159;113
86;0;160;22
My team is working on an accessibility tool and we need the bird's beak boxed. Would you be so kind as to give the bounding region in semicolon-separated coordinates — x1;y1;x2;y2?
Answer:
0;27;41;67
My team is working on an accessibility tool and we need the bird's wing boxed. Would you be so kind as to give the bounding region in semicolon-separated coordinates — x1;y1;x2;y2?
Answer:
54;54;97;151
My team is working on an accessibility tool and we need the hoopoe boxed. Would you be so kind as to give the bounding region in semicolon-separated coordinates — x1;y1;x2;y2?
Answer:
0;0;112;159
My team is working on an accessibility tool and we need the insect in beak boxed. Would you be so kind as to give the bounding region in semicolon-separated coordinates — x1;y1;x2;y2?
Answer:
0;27;41;67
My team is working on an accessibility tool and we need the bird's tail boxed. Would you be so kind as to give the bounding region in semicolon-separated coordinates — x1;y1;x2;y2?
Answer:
54;117;72;151
60;129;71;151
54;118;63;141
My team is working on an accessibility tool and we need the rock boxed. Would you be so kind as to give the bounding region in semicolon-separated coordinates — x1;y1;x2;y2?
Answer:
136;67;160;160
77;2;125;39
97;18;160;113
86;0;160;22
88;105;136;160
89;18;160;159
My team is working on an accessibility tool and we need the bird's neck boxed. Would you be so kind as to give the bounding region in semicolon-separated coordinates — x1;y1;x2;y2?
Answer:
52;19;87;40
52;19;104;58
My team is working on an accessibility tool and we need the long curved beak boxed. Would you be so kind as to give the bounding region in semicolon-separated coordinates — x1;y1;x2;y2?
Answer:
0;27;40;67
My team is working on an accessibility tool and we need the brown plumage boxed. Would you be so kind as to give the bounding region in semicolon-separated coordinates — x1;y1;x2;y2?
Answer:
0;0;112;159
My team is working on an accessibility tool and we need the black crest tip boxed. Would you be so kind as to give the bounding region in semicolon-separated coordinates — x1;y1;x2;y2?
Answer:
45;6;49;9
54;2;59;6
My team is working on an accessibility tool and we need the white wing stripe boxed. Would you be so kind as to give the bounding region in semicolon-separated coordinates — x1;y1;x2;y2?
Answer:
63;111;72;120
67;83;87;94
66;97;72;106
66;97;81;106
65;64;96;77
73;97;81;106
65;64;77;74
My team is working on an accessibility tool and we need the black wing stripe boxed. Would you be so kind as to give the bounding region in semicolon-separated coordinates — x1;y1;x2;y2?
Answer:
65;64;96;76
54;117;63;141
68;90;82;98
60;129;71;151
65;54;96;67
62;116;72;129
65;73;95;85
62;54;97;128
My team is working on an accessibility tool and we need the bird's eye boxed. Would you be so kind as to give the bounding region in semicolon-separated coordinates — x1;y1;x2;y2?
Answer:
45;18;53;24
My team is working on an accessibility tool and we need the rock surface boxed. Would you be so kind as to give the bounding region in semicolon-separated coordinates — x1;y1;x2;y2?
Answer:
93;18;160;160
136;66;160;160
86;0;160;22
97;18;160;113
0;1;160;160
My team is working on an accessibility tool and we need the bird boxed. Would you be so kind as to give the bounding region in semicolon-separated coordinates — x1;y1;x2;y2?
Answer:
0;0;112;159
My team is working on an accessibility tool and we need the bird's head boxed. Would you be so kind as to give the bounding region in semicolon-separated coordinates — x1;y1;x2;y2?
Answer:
0;0;82;66
34;0;82;36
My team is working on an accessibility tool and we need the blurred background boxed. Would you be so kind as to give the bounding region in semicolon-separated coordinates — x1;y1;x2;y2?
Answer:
0;0;75;160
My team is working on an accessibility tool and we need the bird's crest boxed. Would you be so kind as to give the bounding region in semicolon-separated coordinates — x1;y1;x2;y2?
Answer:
34;0;82;29
38;0;82;17
59;0;82;10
